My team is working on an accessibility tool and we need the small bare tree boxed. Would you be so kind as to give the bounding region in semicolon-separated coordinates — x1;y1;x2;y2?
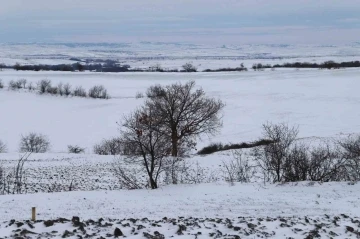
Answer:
0;140;7;153
63;83;72;96
19;133;50;153
145;81;225;157
252;122;299;183
182;63;197;72
115;108;172;189
37;79;52;94
222;150;257;184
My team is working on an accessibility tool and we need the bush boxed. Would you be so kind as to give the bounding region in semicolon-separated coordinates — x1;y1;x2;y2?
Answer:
93;138;122;155
68;145;85;154
0;140;7;153
135;91;144;99
182;63;197;72
197;139;275;155
19;133;50;153
222;150;257;184
37;79;52;94
63;83;72;96
73;86;87;97
0;79;3;89
18;79;27;88
8;80;23;90
27;82;35;91
46;86;58;95
198;143;223;155
88;85;110;99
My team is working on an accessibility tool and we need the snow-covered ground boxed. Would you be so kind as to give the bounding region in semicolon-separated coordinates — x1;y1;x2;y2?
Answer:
1;42;360;70
0;68;359;153
1;43;360;238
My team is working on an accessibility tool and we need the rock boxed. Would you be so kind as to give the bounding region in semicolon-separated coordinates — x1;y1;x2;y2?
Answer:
44;220;54;227
176;225;187;235
329;231;338;236
26;222;34;229
114;227;123;237
62;230;73;238
9;219;16;226
15;222;24;228
137;225;146;230
20;229;37;235
247;223;257;229
346;226;354;233
143;231;165;239
72;216;81;227
233;226;241;231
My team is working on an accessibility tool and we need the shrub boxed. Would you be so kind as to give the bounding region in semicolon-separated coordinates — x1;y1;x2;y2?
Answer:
73;86;87;97
197;139;275;155
46;86;58;95
198;143;223;155
88;85;110;99
8;80;22;90
27;82;35;91
68;145;85;154
0;140;7;153
57;83;64;96
19;133;50;153
93;137;122;155
222;150;257;184
135;91;144;99
182;63;197;72
0;79;3;89
18;79;27;88
63;83;72;96
37;79;52;94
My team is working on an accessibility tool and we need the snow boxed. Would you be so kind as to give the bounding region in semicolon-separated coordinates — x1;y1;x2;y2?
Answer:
0;181;359;221
1;43;360;238
1;68;360;153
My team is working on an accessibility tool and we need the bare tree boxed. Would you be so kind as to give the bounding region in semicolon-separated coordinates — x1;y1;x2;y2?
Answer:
145;80;225;157
222;150;257;184
93;137;122;155
252;122;299;183
0;140;7;153
116;107;172;189
339;136;360;180
19;133;50;153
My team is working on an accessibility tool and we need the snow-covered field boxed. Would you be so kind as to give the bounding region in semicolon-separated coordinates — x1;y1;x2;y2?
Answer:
1;43;360;238
0;68;359;152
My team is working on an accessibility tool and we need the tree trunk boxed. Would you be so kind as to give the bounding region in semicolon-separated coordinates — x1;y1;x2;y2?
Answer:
171;132;178;157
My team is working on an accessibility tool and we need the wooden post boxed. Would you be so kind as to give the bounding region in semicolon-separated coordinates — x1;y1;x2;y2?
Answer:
31;207;36;221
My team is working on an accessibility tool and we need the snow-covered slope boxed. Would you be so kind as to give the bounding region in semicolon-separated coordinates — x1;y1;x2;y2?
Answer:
0;68;359;153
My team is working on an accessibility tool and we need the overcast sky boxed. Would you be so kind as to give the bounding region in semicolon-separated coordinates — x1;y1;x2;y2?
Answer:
1;0;359;44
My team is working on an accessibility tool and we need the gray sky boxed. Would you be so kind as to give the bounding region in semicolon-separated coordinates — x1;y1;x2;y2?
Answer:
1;0;360;44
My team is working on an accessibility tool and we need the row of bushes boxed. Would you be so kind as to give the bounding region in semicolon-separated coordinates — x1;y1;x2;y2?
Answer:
0;133;85;154
197;139;275;155
2;79;110;99
250;60;360;70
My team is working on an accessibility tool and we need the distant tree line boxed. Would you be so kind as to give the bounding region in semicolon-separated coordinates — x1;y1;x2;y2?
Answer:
1;60;359;73
12;62;130;72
